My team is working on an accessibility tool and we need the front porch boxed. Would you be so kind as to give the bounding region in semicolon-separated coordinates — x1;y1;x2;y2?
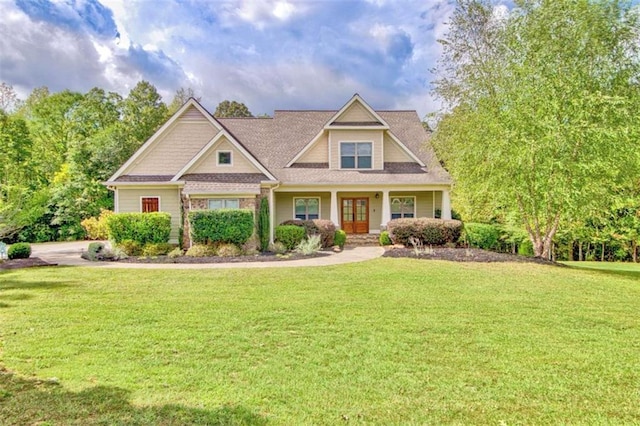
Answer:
273;188;452;235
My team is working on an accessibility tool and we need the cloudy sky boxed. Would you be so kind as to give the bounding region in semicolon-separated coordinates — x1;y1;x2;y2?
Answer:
2;0;465;117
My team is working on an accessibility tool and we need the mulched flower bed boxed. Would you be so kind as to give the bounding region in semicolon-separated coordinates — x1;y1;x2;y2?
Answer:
0;258;55;270
382;246;557;265
118;251;332;264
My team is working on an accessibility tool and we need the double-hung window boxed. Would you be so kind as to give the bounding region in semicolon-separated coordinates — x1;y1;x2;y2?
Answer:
294;198;319;220
340;142;372;169
391;197;415;219
208;199;240;210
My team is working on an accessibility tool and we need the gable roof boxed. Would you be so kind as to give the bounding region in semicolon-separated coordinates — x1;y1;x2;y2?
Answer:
108;98;222;182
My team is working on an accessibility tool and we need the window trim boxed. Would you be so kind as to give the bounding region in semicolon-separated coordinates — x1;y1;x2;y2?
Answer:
293;197;321;220
390;196;416;219
339;141;373;170
208;198;240;210
216;150;233;166
140;196;161;213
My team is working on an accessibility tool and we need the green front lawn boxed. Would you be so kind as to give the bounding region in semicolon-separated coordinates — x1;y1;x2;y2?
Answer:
1;259;639;424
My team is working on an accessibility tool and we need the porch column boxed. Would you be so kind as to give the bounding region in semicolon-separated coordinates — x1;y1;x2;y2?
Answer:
381;189;391;229
330;190;340;229
441;189;452;220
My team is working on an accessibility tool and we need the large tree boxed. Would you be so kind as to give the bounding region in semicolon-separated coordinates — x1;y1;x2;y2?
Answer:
214;100;253;118
432;0;640;258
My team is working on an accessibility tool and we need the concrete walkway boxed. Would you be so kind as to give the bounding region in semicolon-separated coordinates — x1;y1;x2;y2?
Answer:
30;241;384;269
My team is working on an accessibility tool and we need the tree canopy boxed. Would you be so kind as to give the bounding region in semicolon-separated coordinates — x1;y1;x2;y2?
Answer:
432;0;640;257
214;100;253;118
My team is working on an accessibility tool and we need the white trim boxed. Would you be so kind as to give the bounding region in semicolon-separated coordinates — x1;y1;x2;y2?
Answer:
339;141;373;170
390;196;416;219
325;94;390;129
140;196;161;212
109;98;222;181
386;131;426;167
216;150;233;166
293;197;321;220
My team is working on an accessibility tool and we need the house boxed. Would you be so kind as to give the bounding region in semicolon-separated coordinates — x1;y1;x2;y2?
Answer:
105;94;453;246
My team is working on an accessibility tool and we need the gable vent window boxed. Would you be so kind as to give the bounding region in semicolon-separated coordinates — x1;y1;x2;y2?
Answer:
341;142;372;169
217;151;232;166
391;197;415;219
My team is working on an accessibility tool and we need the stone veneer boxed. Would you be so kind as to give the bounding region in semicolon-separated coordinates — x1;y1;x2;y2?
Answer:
180;194;265;247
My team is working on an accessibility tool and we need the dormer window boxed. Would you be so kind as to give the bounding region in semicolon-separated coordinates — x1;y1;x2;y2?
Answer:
217;150;232;166
340;142;372;169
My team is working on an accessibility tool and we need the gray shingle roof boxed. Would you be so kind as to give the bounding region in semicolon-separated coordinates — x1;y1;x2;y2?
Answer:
214;109;451;185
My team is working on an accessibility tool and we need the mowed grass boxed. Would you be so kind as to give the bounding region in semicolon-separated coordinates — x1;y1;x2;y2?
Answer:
1;259;639;424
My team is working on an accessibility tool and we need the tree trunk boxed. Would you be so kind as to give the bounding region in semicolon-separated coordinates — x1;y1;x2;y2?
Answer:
578;242;582;261
601;242;605;262
633;242;637;263
568;241;574;261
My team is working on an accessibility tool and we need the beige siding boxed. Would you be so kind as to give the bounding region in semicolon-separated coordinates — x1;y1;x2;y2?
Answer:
434;191;442;215
190;138;261;174
117;187;182;243
126;121;218;175
329;129;384;170
384;133;413;163
182;105;206;120
275;192;331;225
335;102;376;122
296;133;329;163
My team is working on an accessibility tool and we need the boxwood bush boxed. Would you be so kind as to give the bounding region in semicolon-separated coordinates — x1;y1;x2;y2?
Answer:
387;218;462;246
189;209;254;246
463;223;501;250
8;242;31;259
280;219;335;248
107;212;171;245
275;225;306;251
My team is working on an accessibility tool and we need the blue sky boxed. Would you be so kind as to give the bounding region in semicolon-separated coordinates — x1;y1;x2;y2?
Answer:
1;0;465;117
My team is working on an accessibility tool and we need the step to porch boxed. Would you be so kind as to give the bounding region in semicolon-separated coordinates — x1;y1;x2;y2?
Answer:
344;233;381;247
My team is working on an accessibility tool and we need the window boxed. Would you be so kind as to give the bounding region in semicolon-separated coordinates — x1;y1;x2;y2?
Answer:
217;150;232;166
340;142;372;169
208;199;240;210
141;197;159;213
391;197;415;219
294;198;319;220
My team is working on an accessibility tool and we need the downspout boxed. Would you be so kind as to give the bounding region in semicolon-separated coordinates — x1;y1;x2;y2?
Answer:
269;182;281;244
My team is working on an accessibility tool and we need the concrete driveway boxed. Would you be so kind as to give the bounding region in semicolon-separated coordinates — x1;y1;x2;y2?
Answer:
29;241;384;269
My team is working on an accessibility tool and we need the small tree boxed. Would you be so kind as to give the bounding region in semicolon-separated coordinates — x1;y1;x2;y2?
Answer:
257;197;270;252
214;100;252;118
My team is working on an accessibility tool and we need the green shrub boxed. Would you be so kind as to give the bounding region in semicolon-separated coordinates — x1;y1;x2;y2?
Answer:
8;242;31;260
387;218;463;246
518;239;534;256
116;240;142;256
107;212;171;245
312;219;335;248
280;219;319;236
167;247;183;259
189;209;254;246
217;243;242;257
81;209;113;240
257;197;270;252
379;231;392;246
142;243;175;257
275;225;306;251
295;235;322;255
185;244;217;257
464;223;500;250
334;230;347;248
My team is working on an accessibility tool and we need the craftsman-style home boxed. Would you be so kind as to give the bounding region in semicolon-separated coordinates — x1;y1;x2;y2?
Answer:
105;94;452;245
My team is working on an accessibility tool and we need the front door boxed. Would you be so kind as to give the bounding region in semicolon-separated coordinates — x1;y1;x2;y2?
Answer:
342;198;369;234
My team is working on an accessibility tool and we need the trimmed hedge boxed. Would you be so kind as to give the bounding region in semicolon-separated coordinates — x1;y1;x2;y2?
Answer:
189;209;254;246
8;242;31;259
379;231;392;246
279;219;335;248
463;223;501;250
334;230;347;248
275;225;306;250
107;212;171;245
387;218;462;246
